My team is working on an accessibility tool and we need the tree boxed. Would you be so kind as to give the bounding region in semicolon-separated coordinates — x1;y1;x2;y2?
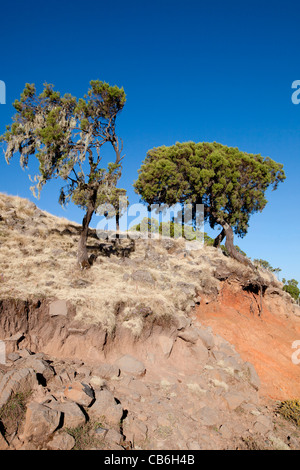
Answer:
253;258;281;274
134;141;285;265
282;279;300;301
0;81;126;267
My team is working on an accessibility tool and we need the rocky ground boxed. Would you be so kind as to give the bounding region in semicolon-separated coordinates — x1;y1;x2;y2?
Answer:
0;193;300;450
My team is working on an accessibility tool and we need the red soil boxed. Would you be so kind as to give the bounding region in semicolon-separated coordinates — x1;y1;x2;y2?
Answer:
196;281;300;401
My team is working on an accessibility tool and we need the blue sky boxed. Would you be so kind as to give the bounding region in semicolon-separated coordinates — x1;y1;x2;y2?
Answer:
0;0;300;282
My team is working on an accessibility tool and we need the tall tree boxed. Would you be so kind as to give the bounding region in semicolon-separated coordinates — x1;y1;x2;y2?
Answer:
1;80;126;267
134;141;285;265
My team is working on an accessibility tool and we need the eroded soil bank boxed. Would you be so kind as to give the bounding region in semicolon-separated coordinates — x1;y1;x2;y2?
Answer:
197;280;300;401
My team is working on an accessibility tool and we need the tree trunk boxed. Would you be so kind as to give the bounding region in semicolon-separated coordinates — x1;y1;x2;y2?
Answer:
77;203;95;269
115;212;120;241
221;222;252;267
213;228;225;248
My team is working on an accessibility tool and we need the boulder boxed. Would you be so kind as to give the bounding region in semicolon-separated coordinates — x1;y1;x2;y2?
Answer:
22;402;61;443
47;401;86;428
123;416;148;445
92;363;120;380
47;432;75;450
0;368;38;408
89;389;123;426
196;329;215;350
223;391;245;411
49;300;68;317
64;382;94;406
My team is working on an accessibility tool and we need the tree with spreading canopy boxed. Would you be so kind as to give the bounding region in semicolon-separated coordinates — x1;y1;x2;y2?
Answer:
134;141;285;265
0;80;126;268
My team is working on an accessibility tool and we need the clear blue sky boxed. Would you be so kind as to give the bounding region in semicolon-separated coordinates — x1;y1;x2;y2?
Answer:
0;0;300;282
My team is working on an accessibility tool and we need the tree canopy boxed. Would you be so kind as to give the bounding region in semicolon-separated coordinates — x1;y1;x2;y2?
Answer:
1;80;126;267
134;141;285;264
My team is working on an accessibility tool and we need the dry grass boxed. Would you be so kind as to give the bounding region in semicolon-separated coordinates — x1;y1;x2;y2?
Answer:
0;390;32;438
0;193;282;336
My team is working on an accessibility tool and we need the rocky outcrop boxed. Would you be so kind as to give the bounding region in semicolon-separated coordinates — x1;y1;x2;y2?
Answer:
0;320;299;450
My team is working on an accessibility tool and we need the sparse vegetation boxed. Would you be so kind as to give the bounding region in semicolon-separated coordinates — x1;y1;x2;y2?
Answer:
282;279;300;302
253;259;281;274
0;81;127;268
134;141;285;265
277;400;300;426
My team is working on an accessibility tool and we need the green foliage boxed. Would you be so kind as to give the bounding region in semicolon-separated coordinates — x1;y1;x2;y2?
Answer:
129;217;198;240
282;279;300;301
253;258;281;273
134;141;285;239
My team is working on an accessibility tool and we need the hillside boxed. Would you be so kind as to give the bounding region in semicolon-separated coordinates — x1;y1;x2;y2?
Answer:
0;193;300;450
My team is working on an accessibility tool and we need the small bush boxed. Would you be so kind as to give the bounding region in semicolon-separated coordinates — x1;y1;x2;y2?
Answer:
277;399;300;426
65;422;107;450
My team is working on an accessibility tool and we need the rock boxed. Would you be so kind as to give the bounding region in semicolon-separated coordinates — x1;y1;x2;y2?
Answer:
105;429;124;445
223;391;245;411
219;424;232;439
175;315;191;331
114;354;146;377
47;432;75;450
131;270;155;285
197;406;221;426
47;401;86;428
176;282;196;296
22;402;61;443
158;335;174;357
0;368;38;408
94;426;109;437
178;328;199;344
92;363;120;380
6;352;21;362
89;389;123;426
75;364;92;380
196;329;215;350
20;357;55;383
18;348;34;358
123;416;148;445
49;300;68;317
90;376;106;389
128;379;151;397
64;382;94;406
